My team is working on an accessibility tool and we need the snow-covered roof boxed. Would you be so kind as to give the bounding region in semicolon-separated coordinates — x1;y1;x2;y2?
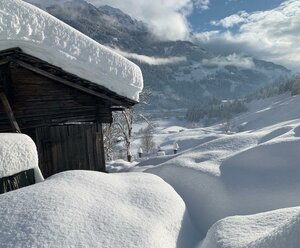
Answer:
0;0;143;102
0;133;44;182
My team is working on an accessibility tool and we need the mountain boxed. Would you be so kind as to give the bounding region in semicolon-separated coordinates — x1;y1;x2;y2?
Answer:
26;0;291;110
28;0;149;50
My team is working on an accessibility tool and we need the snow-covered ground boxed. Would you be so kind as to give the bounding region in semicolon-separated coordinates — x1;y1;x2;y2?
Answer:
0;171;199;247
2;93;300;247
113;93;300;247
201;206;300;248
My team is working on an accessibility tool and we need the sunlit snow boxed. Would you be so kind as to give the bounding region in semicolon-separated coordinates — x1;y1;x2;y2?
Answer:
0;0;143;101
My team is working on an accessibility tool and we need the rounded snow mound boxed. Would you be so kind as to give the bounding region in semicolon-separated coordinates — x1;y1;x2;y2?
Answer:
0;0;143;101
147;129;300;236
0;133;43;182
221;138;300;186
0;170;199;247
201;206;300;248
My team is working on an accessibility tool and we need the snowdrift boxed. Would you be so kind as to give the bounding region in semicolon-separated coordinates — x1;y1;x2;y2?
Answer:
0;0;143;101
201;207;300;248
0;171;199;247
0;133;43;182
146;94;300;238
146;133;261;234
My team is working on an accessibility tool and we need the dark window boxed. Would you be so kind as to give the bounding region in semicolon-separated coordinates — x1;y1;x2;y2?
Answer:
0;169;35;194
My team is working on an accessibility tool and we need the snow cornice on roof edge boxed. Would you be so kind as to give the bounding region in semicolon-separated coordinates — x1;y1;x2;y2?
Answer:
0;0;143;102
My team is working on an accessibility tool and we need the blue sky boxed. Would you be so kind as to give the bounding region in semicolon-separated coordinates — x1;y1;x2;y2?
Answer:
188;0;286;32
190;0;300;71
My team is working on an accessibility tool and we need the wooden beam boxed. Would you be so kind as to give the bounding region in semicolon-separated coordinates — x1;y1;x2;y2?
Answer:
110;106;125;112
16;60;128;107
0;91;21;133
0;62;13;102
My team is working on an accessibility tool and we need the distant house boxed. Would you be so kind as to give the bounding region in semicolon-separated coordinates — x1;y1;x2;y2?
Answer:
0;0;143;178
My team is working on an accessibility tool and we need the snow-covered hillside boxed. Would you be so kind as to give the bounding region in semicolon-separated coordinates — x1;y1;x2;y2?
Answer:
122;93;300;247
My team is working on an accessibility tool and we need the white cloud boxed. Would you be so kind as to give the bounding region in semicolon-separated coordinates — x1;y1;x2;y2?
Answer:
196;0;300;71
202;53;255;69
84;0;210;41
194;0;210;10
27;0;210;41
111;48;187;65
211;11;249;28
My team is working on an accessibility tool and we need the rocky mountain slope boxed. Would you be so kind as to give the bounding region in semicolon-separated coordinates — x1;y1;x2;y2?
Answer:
27;0;291;109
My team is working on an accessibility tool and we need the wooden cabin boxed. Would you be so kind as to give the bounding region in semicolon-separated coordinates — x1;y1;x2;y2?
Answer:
0;47;137;178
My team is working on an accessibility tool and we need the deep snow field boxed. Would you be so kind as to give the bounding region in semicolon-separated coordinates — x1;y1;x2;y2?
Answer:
110;93;300;247
0;171;199;247
2;93;300;247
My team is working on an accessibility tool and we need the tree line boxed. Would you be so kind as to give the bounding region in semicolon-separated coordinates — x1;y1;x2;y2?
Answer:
185;97;248;125
186;75;300;126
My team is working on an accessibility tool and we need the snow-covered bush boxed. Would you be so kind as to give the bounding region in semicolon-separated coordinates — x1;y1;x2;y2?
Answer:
0;133;43;182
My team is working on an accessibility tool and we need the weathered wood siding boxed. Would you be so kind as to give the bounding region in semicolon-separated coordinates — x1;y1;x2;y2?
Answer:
0;63;110;176
28;123;105;178
0;63;14;131
0;64;112;131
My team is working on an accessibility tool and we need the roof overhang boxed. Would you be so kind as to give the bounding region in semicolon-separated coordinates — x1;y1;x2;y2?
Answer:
0;47;138;108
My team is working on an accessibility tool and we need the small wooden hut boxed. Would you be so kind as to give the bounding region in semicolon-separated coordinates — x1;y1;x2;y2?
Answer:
0;47;138;178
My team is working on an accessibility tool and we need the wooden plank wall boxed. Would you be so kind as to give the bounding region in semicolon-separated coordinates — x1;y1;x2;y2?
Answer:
0;63;14;131
32;123;105;178
0;65;113;131
0;62;114;176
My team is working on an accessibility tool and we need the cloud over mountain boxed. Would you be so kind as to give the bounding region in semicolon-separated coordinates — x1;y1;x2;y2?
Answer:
84;0;210;41
202;53;255;69
196;0;300;71
27;0;299;71
28;0;210;41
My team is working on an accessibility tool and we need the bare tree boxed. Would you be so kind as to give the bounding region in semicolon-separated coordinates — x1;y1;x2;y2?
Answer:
103;87;152;162
113;109;134;161
102;123;122;161
140;125;155;153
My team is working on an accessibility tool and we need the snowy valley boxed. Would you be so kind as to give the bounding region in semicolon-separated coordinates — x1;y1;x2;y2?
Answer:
0;0;300;248
3;85;300;247
110;92;300;247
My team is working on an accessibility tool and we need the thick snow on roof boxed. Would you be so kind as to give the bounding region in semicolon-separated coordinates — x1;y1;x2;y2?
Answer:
0;0;143;101
0;133;44;182
0;171;199;247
